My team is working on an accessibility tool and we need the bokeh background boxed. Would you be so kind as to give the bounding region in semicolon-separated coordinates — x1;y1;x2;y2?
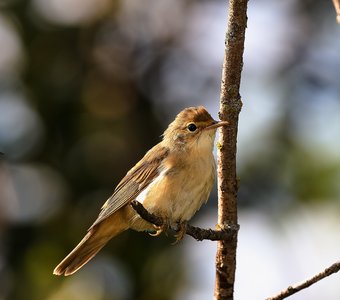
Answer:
1;0;340;299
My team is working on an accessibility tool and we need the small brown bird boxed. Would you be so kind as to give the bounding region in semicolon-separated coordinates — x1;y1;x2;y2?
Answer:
53;106;228;276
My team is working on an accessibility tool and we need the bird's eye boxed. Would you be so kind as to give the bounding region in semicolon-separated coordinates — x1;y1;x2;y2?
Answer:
187;123;197;132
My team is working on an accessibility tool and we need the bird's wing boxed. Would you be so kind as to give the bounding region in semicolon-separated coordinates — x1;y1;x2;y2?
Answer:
90;144;169;228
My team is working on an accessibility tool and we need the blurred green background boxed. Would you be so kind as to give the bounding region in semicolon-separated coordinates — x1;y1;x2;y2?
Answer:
1;0;340;299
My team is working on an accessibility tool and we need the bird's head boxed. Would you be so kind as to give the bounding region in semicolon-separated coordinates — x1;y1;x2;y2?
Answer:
162;106;229;151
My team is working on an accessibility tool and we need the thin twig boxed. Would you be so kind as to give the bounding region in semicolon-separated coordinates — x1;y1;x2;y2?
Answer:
130;200;238;241
332;0;340;23
267;261;340;300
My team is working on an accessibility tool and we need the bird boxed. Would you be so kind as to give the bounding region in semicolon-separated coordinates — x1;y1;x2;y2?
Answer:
53;106;228;276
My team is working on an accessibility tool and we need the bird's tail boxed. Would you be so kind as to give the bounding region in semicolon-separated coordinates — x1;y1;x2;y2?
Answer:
53;215;128;276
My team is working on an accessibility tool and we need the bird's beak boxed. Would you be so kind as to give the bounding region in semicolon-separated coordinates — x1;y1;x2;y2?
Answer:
205;120;229;130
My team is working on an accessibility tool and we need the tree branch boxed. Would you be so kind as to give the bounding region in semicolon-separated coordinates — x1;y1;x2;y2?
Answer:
130;200;238;241
332;0;340;23
266;261;340;300
215;1;248;299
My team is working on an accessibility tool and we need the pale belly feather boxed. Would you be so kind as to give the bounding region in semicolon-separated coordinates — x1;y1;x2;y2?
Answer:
136;153;216;226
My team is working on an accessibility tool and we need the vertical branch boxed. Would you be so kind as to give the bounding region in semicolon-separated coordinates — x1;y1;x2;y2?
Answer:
214;1;248;300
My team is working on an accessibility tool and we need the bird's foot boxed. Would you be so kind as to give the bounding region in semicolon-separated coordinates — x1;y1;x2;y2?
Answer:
173;221;187;244
149;222;169;237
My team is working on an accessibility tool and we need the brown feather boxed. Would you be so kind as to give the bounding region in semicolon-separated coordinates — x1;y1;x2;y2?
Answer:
53;209;130;276
90;145;169;228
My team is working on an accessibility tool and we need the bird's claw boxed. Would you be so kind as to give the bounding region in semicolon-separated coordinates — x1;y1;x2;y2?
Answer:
149;223;169;237
172;221;187;244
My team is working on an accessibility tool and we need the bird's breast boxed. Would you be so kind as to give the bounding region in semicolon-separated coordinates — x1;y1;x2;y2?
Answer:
138;151;216;225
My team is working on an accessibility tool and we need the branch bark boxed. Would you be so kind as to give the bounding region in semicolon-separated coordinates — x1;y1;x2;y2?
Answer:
267;261;340;300
130;200;238;242
214;1;248;299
